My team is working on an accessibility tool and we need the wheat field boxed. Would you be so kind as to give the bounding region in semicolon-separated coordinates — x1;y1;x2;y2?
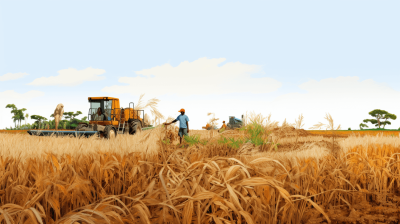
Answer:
0;118;400;223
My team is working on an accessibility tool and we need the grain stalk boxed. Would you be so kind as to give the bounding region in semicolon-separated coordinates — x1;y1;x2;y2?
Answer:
309;113;341;156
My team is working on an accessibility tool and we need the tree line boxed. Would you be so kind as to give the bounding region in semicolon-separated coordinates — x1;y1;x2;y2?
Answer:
4;104;89;130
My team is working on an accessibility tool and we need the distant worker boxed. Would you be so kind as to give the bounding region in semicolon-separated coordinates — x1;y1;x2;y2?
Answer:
202;123;211;130
219;121;227;132
53;103;64;130
164;108;189;144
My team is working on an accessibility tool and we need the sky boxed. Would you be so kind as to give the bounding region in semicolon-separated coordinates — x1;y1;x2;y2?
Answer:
1;0;399;130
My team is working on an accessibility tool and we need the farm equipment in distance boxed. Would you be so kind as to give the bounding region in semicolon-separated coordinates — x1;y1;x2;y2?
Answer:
226;115;244;130
27;96;154;139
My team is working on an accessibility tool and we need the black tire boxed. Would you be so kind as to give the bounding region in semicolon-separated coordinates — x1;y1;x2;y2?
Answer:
129;120;142;135
76;123;88;131
227;124;232;130
104;125;117;139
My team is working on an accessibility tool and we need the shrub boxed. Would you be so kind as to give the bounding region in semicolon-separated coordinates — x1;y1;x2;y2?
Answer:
184;135;200;146
184;135;207;146
218;136;244;149
243;123;266;146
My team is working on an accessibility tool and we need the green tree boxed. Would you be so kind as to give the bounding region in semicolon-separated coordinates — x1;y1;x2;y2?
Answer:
71;111;82;120
63;112;73;129
11;115;18;129
25;113;29;126
359;123;368;130
16;108;27;128
5;104;27;128
63;111;83;129
31;115;47;129
63;112;73;121
363;109;397;129
382;113;397;129
5;104;17;128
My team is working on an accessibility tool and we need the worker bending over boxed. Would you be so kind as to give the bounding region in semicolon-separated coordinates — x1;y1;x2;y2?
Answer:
164;108;189;144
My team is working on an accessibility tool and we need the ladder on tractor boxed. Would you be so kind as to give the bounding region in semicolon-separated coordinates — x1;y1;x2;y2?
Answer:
117;121;126;135
117;107;127;134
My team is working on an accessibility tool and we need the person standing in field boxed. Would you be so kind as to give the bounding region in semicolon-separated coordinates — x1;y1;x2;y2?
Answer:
53;104;64;130
164;108;189;144
219;121;227;132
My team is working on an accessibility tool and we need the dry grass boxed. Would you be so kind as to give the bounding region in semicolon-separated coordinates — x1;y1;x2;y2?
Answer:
133;94;165;125
309;130;400;137
0;127;167;159
0;112;400;223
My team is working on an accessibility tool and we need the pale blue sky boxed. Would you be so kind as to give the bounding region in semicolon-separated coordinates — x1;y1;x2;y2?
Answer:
1;1;399;130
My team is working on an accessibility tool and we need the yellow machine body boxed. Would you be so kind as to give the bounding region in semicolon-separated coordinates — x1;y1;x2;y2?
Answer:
87;97;143;127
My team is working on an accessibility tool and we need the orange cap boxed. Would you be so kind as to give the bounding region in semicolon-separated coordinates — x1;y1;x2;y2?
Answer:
178;108;185;112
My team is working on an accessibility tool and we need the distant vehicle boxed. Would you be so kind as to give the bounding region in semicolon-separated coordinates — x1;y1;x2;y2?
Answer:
227;115;244;130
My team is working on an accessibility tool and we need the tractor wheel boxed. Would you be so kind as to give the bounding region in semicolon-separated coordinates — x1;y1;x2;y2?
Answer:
129;120;142;135
104;125;117;139
227;124;232;130
76;123;88;131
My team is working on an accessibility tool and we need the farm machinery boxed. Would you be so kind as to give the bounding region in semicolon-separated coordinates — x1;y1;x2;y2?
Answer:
202;115;244;130
226;115;244;130
27;97;153;139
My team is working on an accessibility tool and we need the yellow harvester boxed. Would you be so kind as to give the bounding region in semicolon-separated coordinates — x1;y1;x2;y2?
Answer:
75;96;150;139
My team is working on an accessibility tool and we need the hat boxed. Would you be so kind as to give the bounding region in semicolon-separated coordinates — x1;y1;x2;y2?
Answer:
178;108;185;112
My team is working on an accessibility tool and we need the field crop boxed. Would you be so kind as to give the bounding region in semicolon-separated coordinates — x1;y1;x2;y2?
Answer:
0;122;400;223
308;130;400;138
0;130;77;135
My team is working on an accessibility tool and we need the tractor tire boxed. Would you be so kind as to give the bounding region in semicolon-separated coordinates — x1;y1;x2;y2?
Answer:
129;120;142;135
76;123;88;131
227;124;232;130
104;125;117;139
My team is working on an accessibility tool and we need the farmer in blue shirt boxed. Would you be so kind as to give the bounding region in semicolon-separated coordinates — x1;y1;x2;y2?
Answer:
164;108;189;144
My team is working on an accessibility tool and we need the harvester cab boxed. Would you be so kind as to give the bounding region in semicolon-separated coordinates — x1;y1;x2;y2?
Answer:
227;115;244;130
74;97;147;138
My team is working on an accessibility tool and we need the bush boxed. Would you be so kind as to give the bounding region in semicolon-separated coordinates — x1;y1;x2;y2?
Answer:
184;135;207;146
243;123;267;146
348;128;351;130
218;136;244;149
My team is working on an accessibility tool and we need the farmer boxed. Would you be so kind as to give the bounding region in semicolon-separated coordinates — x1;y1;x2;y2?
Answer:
219;121;227;132
164;108;189;144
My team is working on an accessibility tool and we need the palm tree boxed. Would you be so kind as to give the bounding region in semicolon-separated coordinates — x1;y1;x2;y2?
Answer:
5;104;27;128
5;104;17;128
11;115;18;129
16;109;27;128
25;113;29;126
